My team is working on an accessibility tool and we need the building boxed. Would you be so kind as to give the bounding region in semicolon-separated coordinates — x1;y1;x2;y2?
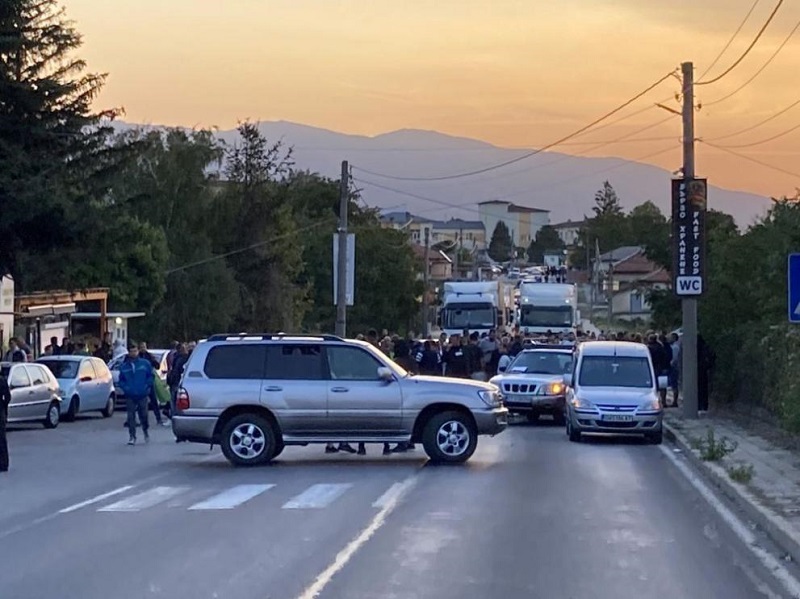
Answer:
551;219;586;248
379;211;436;245
431;219;486;251
596;246;670;321
0;275;14;350
411;244;453;281
477;200;550;248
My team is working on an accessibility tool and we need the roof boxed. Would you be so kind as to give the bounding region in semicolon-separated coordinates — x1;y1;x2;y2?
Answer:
432;219;485;231
71;312;146;319
551;219;587;230
477;200;549;213
612;253;660;274
410;245;452;263
599;246;642;263
579;341;649;357
380;211;435;226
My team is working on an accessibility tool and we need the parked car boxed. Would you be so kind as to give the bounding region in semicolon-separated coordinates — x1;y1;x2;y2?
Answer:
564;341;666;444
109;349;168;405
490;346;573;424
1;362;62;429
36;356;116;420
172;334;509;466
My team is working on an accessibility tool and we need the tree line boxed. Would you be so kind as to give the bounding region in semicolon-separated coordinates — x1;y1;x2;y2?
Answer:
0;1;422;343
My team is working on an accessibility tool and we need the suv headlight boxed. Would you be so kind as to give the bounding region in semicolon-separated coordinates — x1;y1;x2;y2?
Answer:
478;390;501;407
570;397;596;410
537;382;565;396
639;398;662;411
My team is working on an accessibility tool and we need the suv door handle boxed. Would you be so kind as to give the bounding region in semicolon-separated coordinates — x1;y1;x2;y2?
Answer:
264;386;283;392
331;387;349;393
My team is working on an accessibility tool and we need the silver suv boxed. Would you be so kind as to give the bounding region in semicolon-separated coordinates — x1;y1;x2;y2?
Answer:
172;334;508;466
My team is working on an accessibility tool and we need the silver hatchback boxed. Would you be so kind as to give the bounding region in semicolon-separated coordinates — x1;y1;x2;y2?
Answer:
565;341;665;444
1;362;62;429
172;334;509;466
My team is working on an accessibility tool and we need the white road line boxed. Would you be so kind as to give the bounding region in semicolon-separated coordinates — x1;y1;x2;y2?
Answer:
282;483;352;509
59;485;136;514
660;445;800;598
98;486;188;512
294;474;418;599
188;484;275;511
372;482;408;509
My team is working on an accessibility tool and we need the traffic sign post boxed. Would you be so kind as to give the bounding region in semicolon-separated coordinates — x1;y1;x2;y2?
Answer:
788;254;800;323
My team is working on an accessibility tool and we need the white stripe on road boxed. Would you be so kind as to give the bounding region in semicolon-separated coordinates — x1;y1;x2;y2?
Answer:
294;475;418;599
98;486;188;512
188;484;275;511
660;445;800;598
372;482;409;509
59;485;136;514
282;483;352;509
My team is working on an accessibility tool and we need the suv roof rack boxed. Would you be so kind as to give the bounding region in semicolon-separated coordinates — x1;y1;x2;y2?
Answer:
205;333;345;342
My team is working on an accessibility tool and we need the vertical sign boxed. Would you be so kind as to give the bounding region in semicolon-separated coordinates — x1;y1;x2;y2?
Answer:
332;233;355;306
671;178;707;296
788;254;800;323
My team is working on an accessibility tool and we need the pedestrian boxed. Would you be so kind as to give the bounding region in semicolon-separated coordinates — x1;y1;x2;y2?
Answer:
94;333;113;362
479;329;499;378
112;339;127;360
49;336;62;356
443;334;469;378
669;332;681;406
73;341;90;356
466;332;484;381
646;334;669;404
658;333;673;405
61;336;74;355
4;338;26;363
138;342;167;427
416;340;441;376
0;369;10;472
118;344;155;445
166;343;190;418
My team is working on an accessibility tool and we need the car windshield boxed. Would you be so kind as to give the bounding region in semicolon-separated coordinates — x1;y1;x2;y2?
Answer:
578;356;653;388
519;305;572;327
441;303;495;329
508;351;572;375
37;360;79;379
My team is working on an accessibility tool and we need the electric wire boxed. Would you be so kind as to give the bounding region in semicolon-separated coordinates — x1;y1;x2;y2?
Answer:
715;121;800;148
696;0;785;86
702;140;800;179
699;0;763;80
705;96;800;141
705;17;800;106
351;70;677;182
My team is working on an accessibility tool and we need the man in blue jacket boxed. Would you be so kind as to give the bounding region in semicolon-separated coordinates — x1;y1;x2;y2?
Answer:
119;344;155;445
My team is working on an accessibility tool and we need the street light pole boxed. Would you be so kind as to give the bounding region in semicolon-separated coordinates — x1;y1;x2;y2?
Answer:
335;160;349;338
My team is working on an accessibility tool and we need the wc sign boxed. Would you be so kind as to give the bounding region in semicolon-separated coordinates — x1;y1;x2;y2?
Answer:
671;178;707;297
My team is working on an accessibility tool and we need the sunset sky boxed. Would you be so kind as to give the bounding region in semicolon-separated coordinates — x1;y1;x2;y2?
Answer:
68;0;800;199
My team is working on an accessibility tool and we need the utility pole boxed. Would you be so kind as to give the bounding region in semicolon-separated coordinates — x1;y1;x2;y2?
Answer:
453;231;461;280
335;160;349;338
422;227;431;337
607;261;613;328
587;237;594;319
681;61;699;419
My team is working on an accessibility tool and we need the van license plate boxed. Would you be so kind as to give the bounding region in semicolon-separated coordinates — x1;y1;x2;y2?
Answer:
602;414;633;422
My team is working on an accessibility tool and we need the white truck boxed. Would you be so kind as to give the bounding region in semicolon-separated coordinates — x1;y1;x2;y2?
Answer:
516;282;579;336
438;281;511;338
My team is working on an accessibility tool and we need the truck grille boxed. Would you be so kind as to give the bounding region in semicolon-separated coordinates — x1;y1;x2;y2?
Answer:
502;383;538;394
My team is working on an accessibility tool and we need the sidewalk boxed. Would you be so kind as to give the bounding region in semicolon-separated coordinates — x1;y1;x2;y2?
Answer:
664;410;800;563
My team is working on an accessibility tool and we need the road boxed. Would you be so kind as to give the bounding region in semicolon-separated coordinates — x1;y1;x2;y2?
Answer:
0;413;792;599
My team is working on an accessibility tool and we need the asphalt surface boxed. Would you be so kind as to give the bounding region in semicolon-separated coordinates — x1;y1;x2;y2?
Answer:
0;412;790;599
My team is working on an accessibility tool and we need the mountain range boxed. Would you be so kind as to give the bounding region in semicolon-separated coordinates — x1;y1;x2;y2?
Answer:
116;120;771;226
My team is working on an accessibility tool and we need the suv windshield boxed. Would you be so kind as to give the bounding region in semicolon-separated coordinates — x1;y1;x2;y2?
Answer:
508;351;572;375
578;356;653;388
37;360;79;379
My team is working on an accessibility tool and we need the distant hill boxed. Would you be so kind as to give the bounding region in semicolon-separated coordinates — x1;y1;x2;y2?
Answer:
113;120;771;226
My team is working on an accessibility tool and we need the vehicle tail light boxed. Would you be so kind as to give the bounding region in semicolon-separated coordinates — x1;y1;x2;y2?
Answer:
176;388;190;411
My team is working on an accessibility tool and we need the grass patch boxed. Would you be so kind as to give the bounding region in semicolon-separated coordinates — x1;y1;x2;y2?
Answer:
696;428;738;462
728;463;755;484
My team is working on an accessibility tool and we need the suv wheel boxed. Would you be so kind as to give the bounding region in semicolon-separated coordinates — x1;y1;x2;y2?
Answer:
220;413;276;467
422;411;477;464
567;418;581;443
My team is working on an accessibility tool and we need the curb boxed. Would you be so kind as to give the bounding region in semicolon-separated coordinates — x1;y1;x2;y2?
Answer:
664;422;800;564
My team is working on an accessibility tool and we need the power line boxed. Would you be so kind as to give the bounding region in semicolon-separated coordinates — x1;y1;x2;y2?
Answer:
351;70;677;182
716;121;800;148
705;96;800;141
165;218;336;275
702;140;800;179
705;17;800;106
696;0;785;86
699;0;763;80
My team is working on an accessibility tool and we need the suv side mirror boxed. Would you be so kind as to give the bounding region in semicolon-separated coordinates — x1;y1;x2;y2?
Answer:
377;367;394;382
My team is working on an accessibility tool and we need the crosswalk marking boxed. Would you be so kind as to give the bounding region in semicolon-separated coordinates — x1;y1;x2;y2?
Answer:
282;483;352;509
188;484;275;511
99;486;188;512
